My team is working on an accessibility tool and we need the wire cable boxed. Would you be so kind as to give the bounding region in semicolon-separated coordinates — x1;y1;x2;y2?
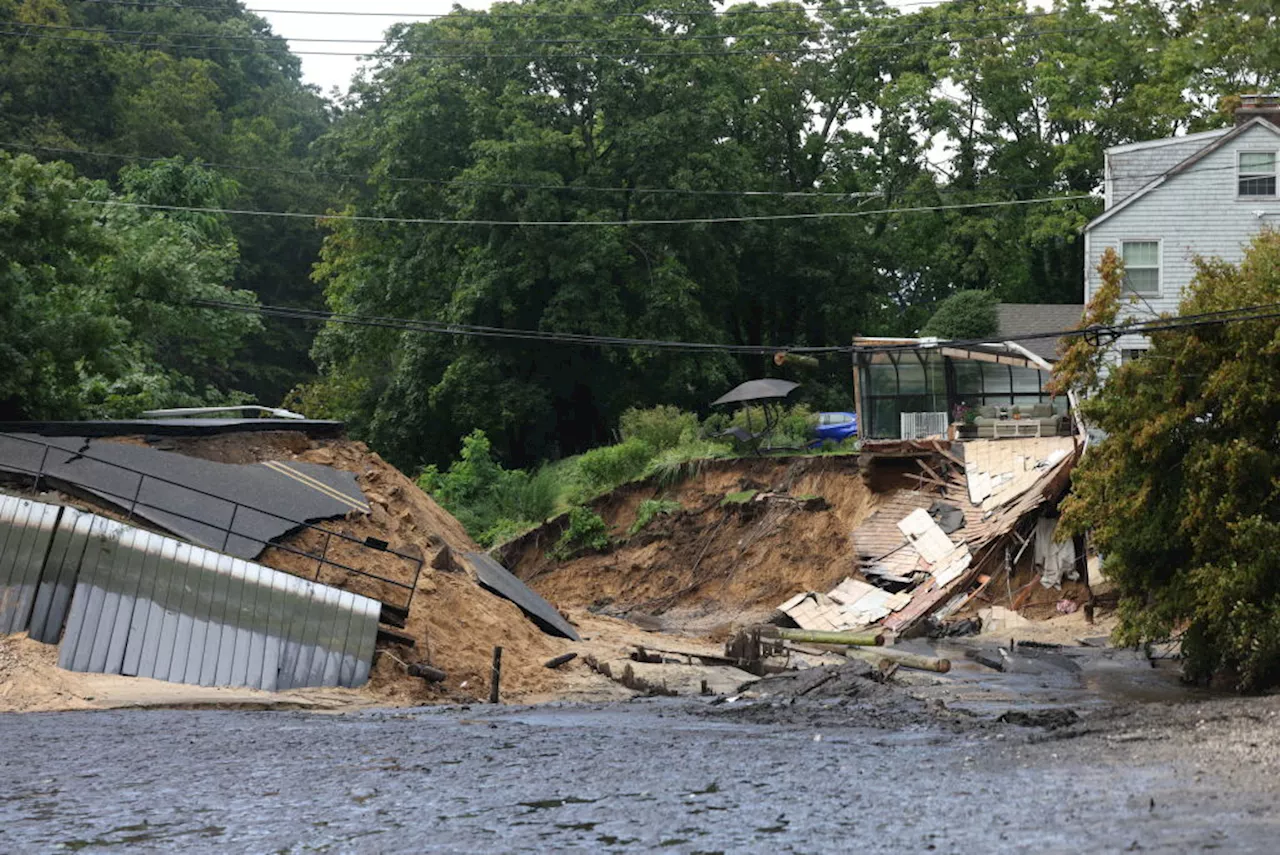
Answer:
71;193;1096;226
0;22;1108;59
184;298;1280;355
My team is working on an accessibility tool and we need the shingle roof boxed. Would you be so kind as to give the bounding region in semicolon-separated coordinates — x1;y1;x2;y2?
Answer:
995;303;1083;362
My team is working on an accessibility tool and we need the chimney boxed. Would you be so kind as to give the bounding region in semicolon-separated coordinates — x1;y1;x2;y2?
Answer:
1235;94;1280;128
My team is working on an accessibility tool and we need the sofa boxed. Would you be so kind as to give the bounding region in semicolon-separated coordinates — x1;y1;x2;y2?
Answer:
972;403;1067;438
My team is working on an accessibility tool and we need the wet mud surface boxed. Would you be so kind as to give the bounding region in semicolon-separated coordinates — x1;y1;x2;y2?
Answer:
4;683;1280;853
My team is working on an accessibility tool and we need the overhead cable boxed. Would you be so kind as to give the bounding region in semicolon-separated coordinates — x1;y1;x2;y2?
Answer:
72;194;1095;226
0;23;1107;59
186;298;1280;355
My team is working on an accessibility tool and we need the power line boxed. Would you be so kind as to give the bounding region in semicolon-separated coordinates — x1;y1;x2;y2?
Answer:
72;0;961;22
73;193;1095;226
0;22;1107;59
13;9;1069;46
854;303;1280;353
187;298;1280;356
0;139;1098;202
189;298;839;354
3;138;1248;202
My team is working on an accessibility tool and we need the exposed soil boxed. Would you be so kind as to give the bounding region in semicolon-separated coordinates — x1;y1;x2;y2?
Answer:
499;456;880;635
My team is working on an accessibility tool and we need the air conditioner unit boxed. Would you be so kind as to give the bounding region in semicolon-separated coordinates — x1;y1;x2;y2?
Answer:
900;411;949;440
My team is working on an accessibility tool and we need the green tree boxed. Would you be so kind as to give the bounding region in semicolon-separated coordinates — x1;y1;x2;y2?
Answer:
0;0;331;404
919;290;999;339
0;153;262;419
1055;234;1280;689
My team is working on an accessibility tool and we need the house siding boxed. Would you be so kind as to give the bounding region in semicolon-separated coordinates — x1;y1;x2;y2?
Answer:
1086;123;1280;356
1105;130;1230;206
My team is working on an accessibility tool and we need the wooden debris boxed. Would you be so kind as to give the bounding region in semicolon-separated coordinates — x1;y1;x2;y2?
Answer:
544;652;578;669
762;627;885;647
845;647;951;673
407;662;447;683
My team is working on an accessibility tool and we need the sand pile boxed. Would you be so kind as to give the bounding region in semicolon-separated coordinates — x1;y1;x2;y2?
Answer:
499;456;880;635
143;431;580;703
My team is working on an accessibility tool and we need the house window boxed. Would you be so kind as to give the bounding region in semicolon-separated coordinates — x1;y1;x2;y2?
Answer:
1121;240;1160;294
1120;348;1147;364
1239;152;1277;197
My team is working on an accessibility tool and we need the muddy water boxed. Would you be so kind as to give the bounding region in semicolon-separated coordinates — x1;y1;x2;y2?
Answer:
2;682;1278;854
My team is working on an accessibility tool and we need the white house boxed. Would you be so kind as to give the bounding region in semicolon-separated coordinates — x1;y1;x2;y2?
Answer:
1083;95;1280;362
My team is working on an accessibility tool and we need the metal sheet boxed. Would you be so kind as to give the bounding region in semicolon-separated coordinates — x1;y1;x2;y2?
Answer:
464;552;581;641
42;510;380;690
0;497;60;635
29;508;90;644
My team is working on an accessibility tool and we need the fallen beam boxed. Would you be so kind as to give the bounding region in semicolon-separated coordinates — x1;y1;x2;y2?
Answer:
846;647;951;673
762;627;885;647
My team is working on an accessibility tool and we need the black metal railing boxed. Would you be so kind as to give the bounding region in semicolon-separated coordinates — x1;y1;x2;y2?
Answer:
0;432;423;616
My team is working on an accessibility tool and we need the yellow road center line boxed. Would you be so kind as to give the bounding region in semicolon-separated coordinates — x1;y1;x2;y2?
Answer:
261;460;369;513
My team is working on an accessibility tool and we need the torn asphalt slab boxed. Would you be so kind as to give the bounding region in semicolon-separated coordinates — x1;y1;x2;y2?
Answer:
462;552;580;641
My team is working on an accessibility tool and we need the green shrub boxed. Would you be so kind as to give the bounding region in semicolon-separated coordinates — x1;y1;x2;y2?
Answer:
575;437;655;494
549;507;612;561
920;289;999;339
619;405;699;451
417;429;557;547
703;404;815;448
628;499;682;535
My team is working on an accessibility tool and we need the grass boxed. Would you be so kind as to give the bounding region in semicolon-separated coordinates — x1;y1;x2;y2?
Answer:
418;406;859;548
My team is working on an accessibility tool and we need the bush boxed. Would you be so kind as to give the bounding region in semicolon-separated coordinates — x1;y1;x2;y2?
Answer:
619;405;699;451
575;437;655;494
549;507;612;561
703;404;815;448
417;429;556;547
920;290;999;339
628;499;682;535
646;439;734;487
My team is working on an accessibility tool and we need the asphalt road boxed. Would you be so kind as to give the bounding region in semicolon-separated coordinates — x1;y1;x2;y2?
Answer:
2;695;1279;854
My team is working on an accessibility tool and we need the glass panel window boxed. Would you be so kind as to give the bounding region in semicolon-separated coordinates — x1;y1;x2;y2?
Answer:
1011;366;1043;394
981;362;1012;401
1239;151;1277;197
896;358;926;394
1121;348;1147;364
868;362;897;396
1121;241;1160;294
952;360;982;395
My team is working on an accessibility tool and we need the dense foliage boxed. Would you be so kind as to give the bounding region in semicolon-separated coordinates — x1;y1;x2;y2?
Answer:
298;0;1278;470
920;290;999;339
1;0;330;403
0;153;261;419
3;0;1278;473
1056;234;1280;690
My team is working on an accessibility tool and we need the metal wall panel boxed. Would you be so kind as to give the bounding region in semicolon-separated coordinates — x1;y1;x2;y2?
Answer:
0;497;62;635
0;499;381;690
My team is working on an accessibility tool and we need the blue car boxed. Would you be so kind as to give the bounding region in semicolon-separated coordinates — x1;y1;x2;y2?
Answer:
813;412;858;444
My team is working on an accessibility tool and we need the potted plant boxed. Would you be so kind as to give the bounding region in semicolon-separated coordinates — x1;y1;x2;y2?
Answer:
1011;405;1022;420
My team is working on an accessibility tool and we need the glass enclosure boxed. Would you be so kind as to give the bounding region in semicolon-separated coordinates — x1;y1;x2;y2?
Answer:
856;347;1067;439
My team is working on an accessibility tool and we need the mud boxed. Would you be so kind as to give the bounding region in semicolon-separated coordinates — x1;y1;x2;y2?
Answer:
500;456;877;634
3;689;1280;853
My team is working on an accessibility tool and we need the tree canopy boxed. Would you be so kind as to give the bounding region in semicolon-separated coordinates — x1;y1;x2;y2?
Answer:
1055;234;1280;690
2;0;1278;470
0;0;330;403
0;152;261;419
919;290;999;339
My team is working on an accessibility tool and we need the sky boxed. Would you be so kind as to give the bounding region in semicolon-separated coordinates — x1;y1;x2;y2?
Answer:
255;0;1007;96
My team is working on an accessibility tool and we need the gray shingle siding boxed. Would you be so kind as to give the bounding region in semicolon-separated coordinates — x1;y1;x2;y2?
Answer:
1087;123;1280;356
1105;131;1229;206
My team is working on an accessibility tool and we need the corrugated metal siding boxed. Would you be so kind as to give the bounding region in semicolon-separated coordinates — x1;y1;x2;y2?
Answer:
55;515;379;689
0;496;62;635
1;495;379;690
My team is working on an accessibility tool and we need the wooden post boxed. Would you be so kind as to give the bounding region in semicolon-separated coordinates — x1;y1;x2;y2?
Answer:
851;349;865;443
489;646;503;704
845;647;951;673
